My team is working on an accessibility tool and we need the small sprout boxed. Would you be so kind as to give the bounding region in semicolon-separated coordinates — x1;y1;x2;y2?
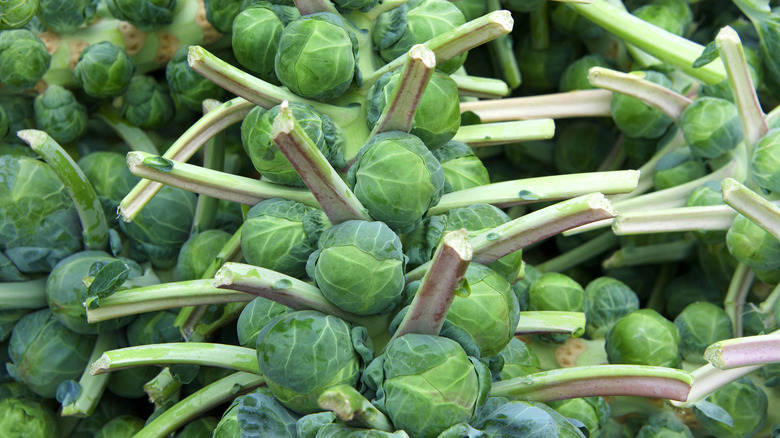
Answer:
120;75;175;130
548;397;611;438
680;97;743;159
77;151;141;227
584;276;640;339
605;309;681;368
94;415;145;437
632;0;693;36
73;42;135;98
610;70;674;139
236;297;292;348
674;302;733;364
0;30;51;90
488;337;541;381
559;54;615;92
0;398;58;437
652;147;706;191
430;141;490;193
726;213;780;271
693;377;768;438
686;181;728;244
750;129;780;194
177;230;232;281
203;0;242;33
37;0;99;33
34;85;89;144
528;272;585;313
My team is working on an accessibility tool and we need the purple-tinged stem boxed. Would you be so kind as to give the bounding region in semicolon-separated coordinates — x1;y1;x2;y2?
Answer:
671;363;762;408
294;0;338;15
704;330;780;370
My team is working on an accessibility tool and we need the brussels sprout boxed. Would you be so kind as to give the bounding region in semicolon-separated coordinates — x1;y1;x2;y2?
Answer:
515;37;581;95
236;297;292;347
105;0;176;29
726;213;780;271
46;250;137;334
554;120;616;174
663;267;724;319
363;334;489;438
366;70;461;149
175;416;219;438
6;308;95;398
0;155;82;274
652;147;706;190
73;41;135;98
297;412;338;438
740;302;777;337
214;395;242;437
77;151;141;227
0;0;38;29
489;337;541;381
698;243;739;287
693;377;767;438
605;309;681;368
126;309;181;346
679;97;742;159
33;85;88;144
204;0;241;33
306;220;406;316
584;277;640;339
0;398;58;437
610;70;674;139
275;12;359;101
528;272;585;312
232;3;299;82
686;181;728;244
315;424;411;437
241;103;345;186
430;141;490;193
373;0;466;73
750;129;780;193
472;397;586;437
674;302;732;364
119;185;197;269
0;104;8;139
176;229;231;281
624;134;660;169
37;0;99;33
347;131;445;232
257;311;365;413
236;386;299;437
633;0;692;36
120;75;175;130
66;391;140;437
95;415;145;438
549;397;610;438
559;54;614;91
0;29;51;90
166;46;226;112
636;411;694;438
0;95;35;143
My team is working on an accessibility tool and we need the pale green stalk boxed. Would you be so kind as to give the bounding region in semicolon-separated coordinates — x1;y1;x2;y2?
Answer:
515;311;586;337
723;263;754;337
90;343;260;375
670;363;762;408
452;119;556;147
459;89;612;123
612;205;737;235
485;0;520;89
721;177;780;241
0;277;48;309
537;232;618;273
451;73;511;98
190;99;226;236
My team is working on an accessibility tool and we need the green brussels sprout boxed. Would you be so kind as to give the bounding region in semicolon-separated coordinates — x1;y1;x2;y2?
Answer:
373;0;466;73
315;424;411;437
297;412;338;438
363;334;489;438
37;0;99;33
549;397;610;438
166;46;226;112
430;141;490;193
686;181;728;244
46;250;137;334
6;308;95;398
636;411;694;438
176;229;231;281
119;185;197;269
515;36;581;95
726;213;780;271
231;3;299;82
331;0;376;10
33;85;88;144
624;134;660;168
528;272;585;312
77;151;141;227
554;120;616;174
204;0;241;33
236;297;292;347
472;397;586;437
559;54;614;91
652;147;706;190
275;12;359;101
66;392;140;437
236;387;299;437
488;337;541;381
452;0;485;21
584;277;640;339
0;0;38;29
175;416;219;438
256;310;366;414
698;242;739;287
241;198;330;278
0;398;58;437
120;75;175;130
740;302;777;337
0;155;82;274
73;41;135;98
126;309;181;345
105;0;176;29
214;395;243;437
347;131;445;232
674;302;732;364
0;379;42;402
0;29;51;90
693;377;767;438
605;309;681;368
679;97;742;159
611;70;674;139
307;220;406;316
366;70;461;149
750;129;780;193
241;103;345;186
633;0;692;36
95;415;145;438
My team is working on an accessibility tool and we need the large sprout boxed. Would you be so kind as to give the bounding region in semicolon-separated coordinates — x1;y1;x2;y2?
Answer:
674;302;732;364
232;3;299;82
726;213;780;271
0;29;51;90
605;309;681;368
34;85;89;144
679;97;742;159
73;41;135;98
584;277;640;339
37;0;100;33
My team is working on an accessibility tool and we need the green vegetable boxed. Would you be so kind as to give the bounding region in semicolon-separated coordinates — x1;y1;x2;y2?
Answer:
166;46;226;112
750;129;780;194
679;97;742;159
34;84;88;144
95;415;145;438
0;29;51;90
605;309;681;368
37;0;99;33
236;296;291;348
177;229;232;281
488;337;541;381
105;0;176;29
674;302;732;364
693;377;768;438
231;3;299;82
73;41;135;98
430;141;490;193
549;397;610;438
204;0;241;33
610;70;674;139
0;0;38;29
0;398;59;437
726;213;780;271
584;276;640;339
472;397;586;437
121;75;175;130
528;272;585;313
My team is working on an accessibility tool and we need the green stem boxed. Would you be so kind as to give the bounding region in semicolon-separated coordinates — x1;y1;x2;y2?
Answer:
612;205;737;235
515;311;586;337
61;331;117;416
271;101;371;224
451;73;511;98
723;263;754;337
704;329;780;370
190;99;226;236
537;232;619;273
490;365;693;402
0;277;48;309
125;151;318;208
721;178;780;242
486;0;520;89
452;119;556;147
459;89;612;123
529;1;549;51
18;129;108;250
601;238;697;269
118;97;254;222
90;343;260;375
136;372;265;438
318;385;394;432
759;282;780;315
95;104;159;154
670;363;762;408
568;0;727;84
144;368;181;407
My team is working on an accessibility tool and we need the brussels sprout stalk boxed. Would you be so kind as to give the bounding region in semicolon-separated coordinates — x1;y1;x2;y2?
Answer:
318;384;394;431
459;89;612;122
515;311;586;337
369;45;436;136
537;232;618;273
485;0;521;89
451;73;510;98
271;101;372;223
0;277;47;309
452;119;556;147
602;237;697;269
588;67;692;121
721;178;780;241
94;104;159;154
704;330;780;370
392;229;471;340
17;129;109;251
143;368;180;406
190;99;227;236
612;205;737;235
61;331;117;417
715;26;768;153
567;0;727;83
490;365;693;402
723;263;754;337
125;151;318;207
119;97;254;222
671;362;762;408
136;372;265;438
430;169;639;214
90;343;260;375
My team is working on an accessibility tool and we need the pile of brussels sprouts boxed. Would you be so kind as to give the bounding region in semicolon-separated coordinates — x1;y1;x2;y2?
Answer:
3;0;780;436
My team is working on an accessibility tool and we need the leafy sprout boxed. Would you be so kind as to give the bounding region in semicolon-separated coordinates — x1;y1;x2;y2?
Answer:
121;75;175;130
73;41;135;99
37;0;99;33
177;229;232;281
34;84;88;144
605;309;681;368
166;46;226;112
105;0;176;29
0;397;59;437
231;3;299;83
0;29;51;90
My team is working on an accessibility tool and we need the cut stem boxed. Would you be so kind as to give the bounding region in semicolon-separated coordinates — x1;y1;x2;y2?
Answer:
721;177;780;242
515;311;586;337
318;385;394;432
612;205;737;235
190;99;226;236
704;330;780;370
90;343;260;375
459;89;612;123
451;73;511;98
61;331;117;417
452;119;556;147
